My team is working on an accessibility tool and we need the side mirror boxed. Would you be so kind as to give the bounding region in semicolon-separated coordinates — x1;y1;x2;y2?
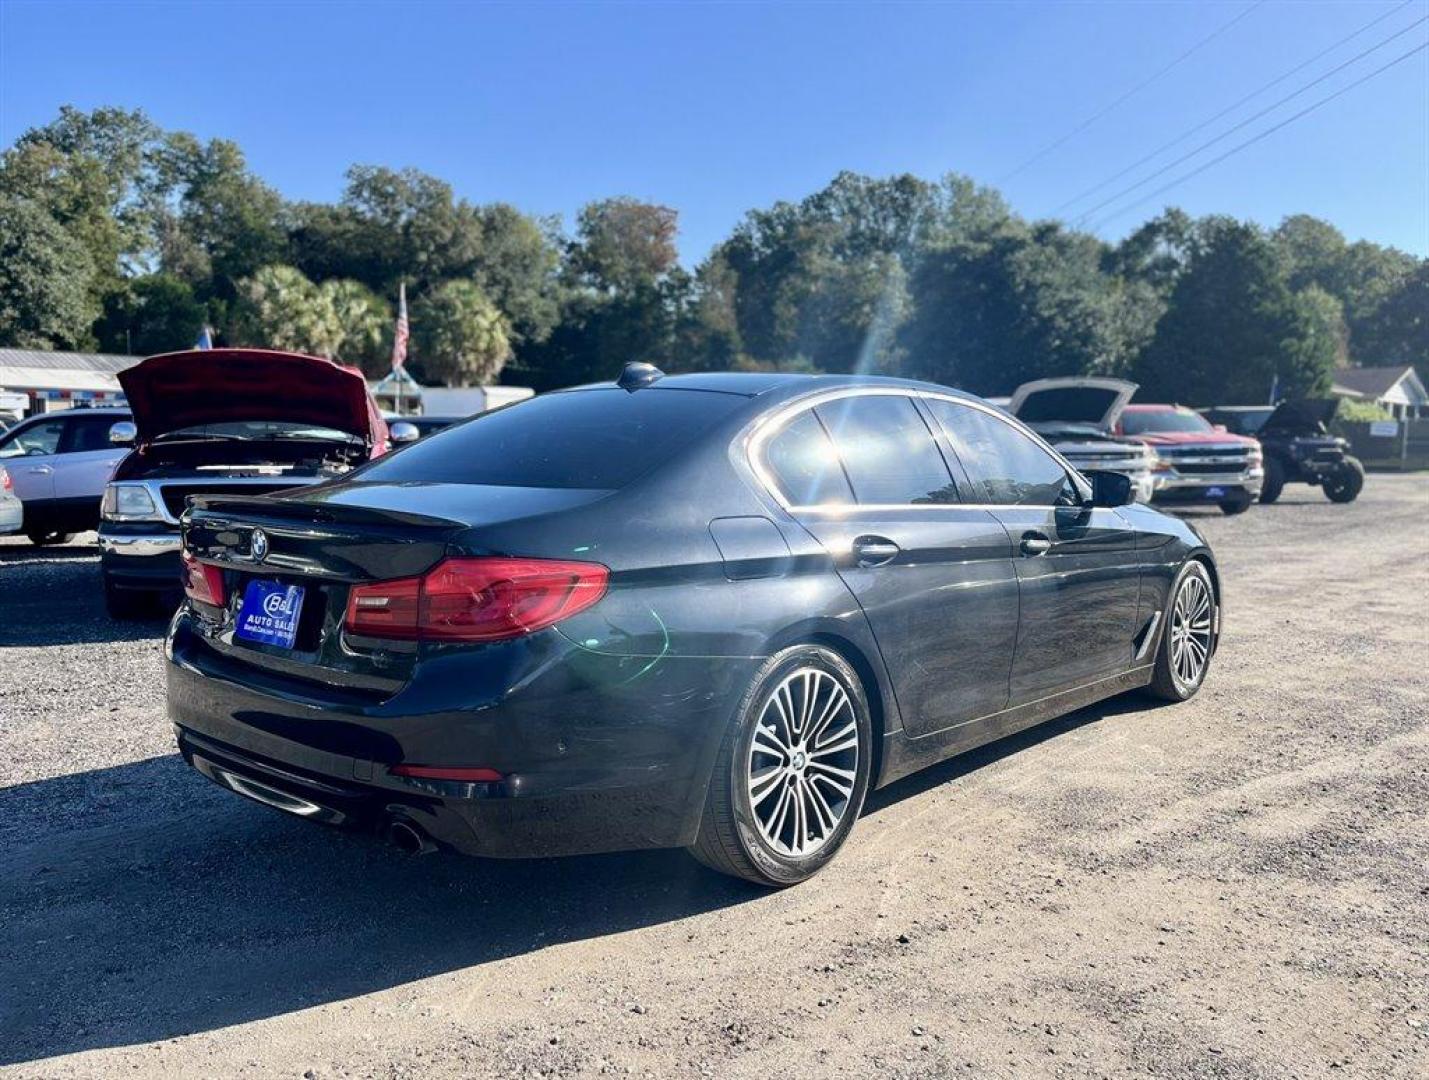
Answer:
1211;423;1229;433
108;421;137;446
1083;469;1134;508
389;421;420;445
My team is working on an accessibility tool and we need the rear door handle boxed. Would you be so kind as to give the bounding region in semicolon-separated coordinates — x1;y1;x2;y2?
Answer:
25;466;53;476
1020;531;1052;557
852;535;900;567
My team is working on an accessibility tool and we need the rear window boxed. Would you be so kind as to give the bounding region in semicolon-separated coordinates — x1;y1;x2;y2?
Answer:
355;388;745;489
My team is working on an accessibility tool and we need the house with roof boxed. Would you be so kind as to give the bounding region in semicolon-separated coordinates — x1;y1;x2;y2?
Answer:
1330;365;1428;419
0;348;138;416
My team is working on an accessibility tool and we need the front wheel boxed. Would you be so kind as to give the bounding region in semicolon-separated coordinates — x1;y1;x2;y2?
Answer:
26;530;75;546
689;645;872;887
1258;457;1285;504
1146;561;1216;703
1219;492;1253;515
1323;456;1364;503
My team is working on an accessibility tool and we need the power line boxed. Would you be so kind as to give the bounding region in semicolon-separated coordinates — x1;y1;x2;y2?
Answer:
1052;0;1416;216
1085;39;1429;233
997;1;1265;185
1071;13;1429;226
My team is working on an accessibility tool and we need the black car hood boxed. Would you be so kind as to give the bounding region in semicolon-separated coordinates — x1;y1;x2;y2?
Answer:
1263;398;1339;433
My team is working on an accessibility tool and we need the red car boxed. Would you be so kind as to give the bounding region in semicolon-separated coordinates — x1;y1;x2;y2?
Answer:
1116;404;1264;515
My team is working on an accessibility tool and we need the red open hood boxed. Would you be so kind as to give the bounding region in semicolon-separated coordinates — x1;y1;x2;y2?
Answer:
1133;430;1258;447
118;349;386;446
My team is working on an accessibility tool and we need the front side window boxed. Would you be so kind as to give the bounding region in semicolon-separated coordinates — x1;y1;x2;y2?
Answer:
815;395;958;505
762;410;854;506
67;419;122;453
928;400;1075;506
0;418;65;459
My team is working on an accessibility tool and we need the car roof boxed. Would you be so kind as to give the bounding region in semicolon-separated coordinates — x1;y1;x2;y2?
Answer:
560;371;984;402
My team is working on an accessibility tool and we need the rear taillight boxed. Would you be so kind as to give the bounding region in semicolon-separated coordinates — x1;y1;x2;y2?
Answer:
390;764;504;783
181;551;226;607
344;557;608;643
0;468;11;492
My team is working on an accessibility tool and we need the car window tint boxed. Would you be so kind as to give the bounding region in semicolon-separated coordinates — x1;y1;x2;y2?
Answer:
927;400;1074;506
0;418;65;459
814;395;957;505
762;410;854;506
353;388;745;489
66;418;118;452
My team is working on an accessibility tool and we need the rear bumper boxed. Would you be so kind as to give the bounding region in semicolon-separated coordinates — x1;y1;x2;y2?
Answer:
166;611;756;858
99;527;181;589
0;499;21;534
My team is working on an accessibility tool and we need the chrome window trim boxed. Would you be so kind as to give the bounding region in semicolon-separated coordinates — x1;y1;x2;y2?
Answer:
745;386;1094;514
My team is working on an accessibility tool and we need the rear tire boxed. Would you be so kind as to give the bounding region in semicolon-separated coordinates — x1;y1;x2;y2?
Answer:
689;645;872;887
1323;456;1364;503
26;530;74;546
1146;561;1216;703
1258;457;1285;504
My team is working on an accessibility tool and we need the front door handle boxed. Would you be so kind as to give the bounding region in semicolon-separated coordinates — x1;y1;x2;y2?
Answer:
1020;531;1052;557
24;465;53;476
852;535;900;567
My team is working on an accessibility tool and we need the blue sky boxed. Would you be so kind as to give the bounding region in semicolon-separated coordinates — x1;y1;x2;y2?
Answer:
2;0;1426;260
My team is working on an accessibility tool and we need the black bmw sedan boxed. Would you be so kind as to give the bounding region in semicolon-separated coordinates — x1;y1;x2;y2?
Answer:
167;367;1220;886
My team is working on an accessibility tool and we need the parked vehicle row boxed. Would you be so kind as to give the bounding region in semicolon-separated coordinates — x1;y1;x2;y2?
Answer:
0;348;1363;888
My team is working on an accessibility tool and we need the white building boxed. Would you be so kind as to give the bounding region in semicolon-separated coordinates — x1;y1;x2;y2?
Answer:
1330;365;1428;419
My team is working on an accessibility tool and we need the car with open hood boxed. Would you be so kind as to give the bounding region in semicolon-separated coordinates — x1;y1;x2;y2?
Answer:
1201;399;1363;504
98;348;389;617
1006;378;1158;502
1116;403;1264;515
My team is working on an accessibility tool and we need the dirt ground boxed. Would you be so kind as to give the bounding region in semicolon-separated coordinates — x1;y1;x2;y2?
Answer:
1;474;1426;1079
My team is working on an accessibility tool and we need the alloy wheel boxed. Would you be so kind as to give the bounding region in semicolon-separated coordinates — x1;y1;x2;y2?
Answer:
1169;573;1213;689
746;667;859;858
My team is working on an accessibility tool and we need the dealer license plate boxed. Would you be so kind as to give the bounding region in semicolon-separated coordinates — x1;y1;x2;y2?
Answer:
234;580;306;649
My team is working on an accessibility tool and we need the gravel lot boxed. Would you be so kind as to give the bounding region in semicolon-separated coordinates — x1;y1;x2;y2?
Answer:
1;475;1426;1079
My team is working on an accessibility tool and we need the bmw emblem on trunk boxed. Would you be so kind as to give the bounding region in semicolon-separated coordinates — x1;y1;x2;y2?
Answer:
250;528;269;563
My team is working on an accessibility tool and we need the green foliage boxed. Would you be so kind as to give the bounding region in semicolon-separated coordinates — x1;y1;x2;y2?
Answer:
95;273;204;355
3;104;1425;403
412;280;511;386
1333;398;1393;424
0;194;99;348
1133;218;1338;405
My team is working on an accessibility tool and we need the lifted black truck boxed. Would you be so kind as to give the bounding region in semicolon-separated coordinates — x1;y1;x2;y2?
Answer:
1201;399;1365;504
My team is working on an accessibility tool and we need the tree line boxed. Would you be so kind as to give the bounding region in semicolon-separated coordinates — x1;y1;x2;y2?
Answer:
2;106;1424;402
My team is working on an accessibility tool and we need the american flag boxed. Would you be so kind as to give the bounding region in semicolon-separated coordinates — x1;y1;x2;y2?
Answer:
391;282;409;372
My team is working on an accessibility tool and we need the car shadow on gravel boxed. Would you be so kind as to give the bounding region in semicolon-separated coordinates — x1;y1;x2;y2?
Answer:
0;546;170;646
0;691;1158;1066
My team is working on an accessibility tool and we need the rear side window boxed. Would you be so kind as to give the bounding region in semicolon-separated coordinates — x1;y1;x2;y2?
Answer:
815;395;957;505
927;400;1074;506
355;388;745;489
762;411;854;506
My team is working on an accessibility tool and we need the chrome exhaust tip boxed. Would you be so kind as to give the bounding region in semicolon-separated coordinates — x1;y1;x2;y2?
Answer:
388;819;437;856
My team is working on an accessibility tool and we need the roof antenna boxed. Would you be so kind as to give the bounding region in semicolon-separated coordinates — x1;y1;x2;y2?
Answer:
617;362;665;392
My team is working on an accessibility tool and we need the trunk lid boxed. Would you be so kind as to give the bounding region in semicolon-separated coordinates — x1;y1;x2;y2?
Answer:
180;482;611;696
